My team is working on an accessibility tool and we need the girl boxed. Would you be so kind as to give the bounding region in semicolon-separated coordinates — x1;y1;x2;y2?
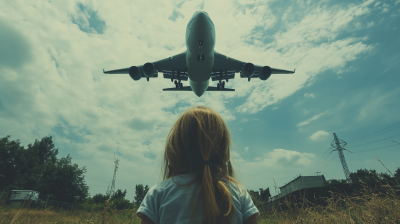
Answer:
137;106;259;224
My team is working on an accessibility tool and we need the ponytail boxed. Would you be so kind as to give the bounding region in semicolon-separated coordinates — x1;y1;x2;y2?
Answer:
198;162;235;224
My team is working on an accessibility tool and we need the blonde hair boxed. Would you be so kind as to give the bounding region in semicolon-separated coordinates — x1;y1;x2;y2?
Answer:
162;106;244;224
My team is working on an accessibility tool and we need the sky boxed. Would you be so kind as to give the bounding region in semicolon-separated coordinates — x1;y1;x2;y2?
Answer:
1;0;399;201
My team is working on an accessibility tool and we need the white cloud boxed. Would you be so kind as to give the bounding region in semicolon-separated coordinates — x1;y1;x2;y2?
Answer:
0;0;382;199
304;93;315;98
309;130;330;141
296;111;329;127
244;146;249;152
234;1;374;114
303;108;310;115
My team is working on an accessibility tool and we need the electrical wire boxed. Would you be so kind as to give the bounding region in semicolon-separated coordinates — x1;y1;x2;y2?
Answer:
346;122;400;144
352;143;399;153
311;154;337;175
302;147;331;175
346;134;400;148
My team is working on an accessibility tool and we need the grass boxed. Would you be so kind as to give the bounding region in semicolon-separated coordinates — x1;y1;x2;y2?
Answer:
1;181;399;224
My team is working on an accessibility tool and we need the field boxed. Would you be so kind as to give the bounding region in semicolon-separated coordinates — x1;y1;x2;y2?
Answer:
1;183;399;224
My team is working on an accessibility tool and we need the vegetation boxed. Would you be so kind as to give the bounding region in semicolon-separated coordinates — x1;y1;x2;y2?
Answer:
0;135;89;204
258;179;400;223
1;134;399;223
0;179;398;223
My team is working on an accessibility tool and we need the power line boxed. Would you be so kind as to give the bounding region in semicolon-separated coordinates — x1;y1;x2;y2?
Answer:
310;154;337;175
346;122;400;144
346;133;400;148
352;143;399;153
303;148;331;175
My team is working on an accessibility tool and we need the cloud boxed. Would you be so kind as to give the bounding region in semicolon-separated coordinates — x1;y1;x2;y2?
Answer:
304;93;315;98
309;130;330;141
0;19;32;69
234;0;374;114
233;148;315;168
0;0;389;200
244;146;249;152
296;111;329;127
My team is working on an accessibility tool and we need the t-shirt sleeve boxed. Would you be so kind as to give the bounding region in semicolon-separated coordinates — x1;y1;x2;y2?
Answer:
241;189;260;221
136;186;161;224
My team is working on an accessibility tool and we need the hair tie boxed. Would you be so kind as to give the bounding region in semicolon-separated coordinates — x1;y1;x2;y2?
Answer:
204;160;210;165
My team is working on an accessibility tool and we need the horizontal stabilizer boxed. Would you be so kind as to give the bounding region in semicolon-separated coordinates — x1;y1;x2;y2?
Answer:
206;86;235;91
163;86;192;91
163;86;235;91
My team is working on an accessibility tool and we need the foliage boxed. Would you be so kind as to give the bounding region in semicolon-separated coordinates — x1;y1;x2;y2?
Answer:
80;189;133;211
258;180;400;223
111;189;127;200
134;184;149;205
91;193;110;204
1;181;399;223
0;135;90;204
394;167;400;179
259;188;271;202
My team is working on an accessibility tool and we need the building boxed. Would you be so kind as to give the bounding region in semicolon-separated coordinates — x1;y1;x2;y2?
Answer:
9;190;39;209
279;175;326;197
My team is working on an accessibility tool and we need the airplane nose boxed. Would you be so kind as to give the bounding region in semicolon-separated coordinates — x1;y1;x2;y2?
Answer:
193;12;208;27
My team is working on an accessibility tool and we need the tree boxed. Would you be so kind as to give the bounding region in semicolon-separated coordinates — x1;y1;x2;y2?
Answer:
349;169;379;182
394;167;400;179
134;184;149;205
259;188;271;202
111;189;127;200
27;136;58;166
92;193;110;204
37;154;90;203
0;136;26;190
0;135;90;203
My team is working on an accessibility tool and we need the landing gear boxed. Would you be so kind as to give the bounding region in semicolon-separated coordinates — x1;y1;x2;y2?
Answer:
174;80;182;89
147;77;149;82
248;77;251;82
217;81;225;89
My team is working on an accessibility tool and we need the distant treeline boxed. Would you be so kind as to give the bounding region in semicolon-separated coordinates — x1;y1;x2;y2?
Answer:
0;135;150;210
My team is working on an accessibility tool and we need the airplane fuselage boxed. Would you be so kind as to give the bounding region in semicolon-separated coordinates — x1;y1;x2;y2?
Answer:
185;11;216;97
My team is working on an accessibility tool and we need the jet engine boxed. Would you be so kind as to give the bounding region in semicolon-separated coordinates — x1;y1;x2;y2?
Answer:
259;66;272;81
143;62;156;77
240;63;255;77
129;66;142;81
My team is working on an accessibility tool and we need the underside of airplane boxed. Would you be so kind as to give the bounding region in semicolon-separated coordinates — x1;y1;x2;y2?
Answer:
103;11;295;97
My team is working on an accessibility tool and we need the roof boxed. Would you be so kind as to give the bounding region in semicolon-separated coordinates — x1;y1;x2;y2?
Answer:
280;175;326;189
9;190;39;201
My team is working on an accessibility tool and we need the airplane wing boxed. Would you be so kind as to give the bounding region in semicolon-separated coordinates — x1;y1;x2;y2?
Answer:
211;51;295;81
103;51;188;81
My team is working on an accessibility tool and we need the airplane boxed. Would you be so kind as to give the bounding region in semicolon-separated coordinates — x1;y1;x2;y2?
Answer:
103;11;295;97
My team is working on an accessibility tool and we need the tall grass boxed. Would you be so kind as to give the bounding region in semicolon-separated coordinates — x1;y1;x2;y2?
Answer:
1;181;398;223
258;180;400;223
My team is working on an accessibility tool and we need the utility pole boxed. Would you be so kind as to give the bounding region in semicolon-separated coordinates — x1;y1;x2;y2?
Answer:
330;133;352;183
106;153;120;198
376;158;394;176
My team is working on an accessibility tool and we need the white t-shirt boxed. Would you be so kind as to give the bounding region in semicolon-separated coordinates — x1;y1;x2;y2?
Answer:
136;173;259;224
